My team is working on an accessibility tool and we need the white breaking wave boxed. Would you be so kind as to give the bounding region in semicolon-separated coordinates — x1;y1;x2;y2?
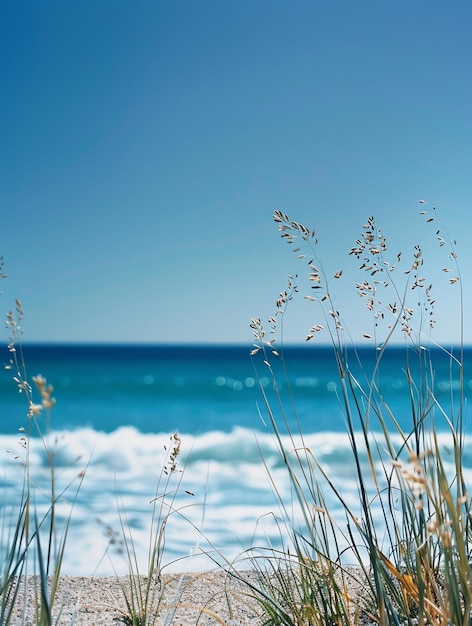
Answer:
0;426;469;576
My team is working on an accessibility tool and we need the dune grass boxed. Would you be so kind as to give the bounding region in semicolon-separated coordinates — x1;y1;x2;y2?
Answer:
242;206;471;625
114;433;187;626
1;299;88;625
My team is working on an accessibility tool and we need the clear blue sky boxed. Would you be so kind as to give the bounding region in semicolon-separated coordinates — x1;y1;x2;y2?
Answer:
1;1;471;345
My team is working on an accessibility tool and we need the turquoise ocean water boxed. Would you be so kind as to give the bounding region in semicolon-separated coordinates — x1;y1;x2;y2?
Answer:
0;344;470;575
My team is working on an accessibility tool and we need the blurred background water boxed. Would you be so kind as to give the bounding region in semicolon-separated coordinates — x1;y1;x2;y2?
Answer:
0;343;469;575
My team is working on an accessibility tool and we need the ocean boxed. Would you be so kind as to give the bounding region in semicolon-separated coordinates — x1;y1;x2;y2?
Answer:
0;343;470;576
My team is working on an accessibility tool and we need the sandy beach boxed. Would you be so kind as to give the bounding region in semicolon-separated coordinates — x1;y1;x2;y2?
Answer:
8;566;374;625
9;571;264;625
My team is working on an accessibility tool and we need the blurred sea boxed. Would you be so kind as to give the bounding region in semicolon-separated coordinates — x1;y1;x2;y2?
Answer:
0;343;470;575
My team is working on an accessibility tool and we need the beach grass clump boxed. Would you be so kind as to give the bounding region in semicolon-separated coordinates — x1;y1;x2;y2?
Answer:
246;206;471;625
115;432;186;626
0;298;86;625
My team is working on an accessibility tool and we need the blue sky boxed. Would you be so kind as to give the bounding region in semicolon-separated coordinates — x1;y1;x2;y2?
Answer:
1;1;471;345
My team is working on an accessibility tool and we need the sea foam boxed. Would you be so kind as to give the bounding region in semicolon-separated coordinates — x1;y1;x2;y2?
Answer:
1;425;468;576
